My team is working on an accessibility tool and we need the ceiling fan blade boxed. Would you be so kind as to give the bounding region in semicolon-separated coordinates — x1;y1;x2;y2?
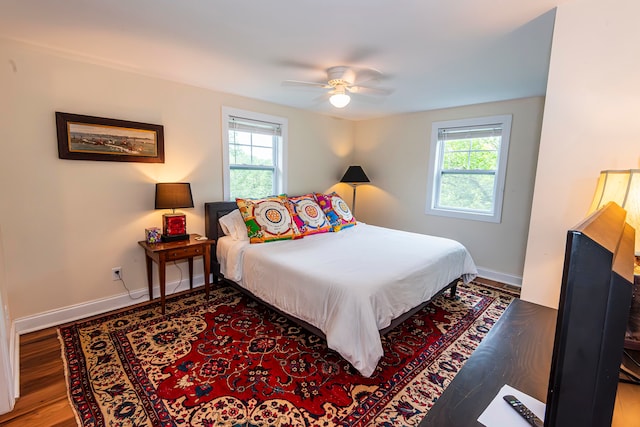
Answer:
348;85;394;96
353;68;384;85
312;92;332;104
282;80;330;89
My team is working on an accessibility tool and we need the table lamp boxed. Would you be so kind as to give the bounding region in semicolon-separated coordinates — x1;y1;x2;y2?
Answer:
155;182;194;242
340;165;370;215
587;170;640;353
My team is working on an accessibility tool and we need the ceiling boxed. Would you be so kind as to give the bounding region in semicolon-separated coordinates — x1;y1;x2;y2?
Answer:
0;0;568;120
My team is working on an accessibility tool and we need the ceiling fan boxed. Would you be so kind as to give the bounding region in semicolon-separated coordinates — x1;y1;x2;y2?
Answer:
282;66;392;108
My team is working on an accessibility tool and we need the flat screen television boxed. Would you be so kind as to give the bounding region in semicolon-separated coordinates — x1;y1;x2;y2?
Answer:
544;201;635;426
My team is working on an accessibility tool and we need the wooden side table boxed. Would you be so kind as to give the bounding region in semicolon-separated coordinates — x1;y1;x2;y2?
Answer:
138;234;215;314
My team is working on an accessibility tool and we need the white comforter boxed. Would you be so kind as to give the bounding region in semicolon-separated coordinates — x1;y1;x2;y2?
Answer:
217;223;477;377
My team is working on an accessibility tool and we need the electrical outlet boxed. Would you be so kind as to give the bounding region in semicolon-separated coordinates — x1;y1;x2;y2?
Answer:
112;267;122;281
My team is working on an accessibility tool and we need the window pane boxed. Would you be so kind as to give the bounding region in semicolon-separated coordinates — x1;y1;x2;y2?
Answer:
471;138;499;151
252;146;273;166
252;133;273;148
437;173;495;212
229;143;251;165
230;169;274;199
472;150;498;170
229;132;275;167
443;138;499;171
444;139;471;151
443;151;470;169
232;131;251;145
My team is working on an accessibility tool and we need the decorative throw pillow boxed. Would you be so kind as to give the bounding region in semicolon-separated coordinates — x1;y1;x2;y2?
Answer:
219;209;249;241
314;192;356;231
287;194;332;236
236;196;301;243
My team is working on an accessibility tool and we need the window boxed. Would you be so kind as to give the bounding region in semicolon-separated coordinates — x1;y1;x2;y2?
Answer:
426;115;512;223
222;107;287;200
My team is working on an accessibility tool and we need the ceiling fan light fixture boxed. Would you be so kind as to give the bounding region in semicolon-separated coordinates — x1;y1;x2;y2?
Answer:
283;65;390;109
329;91;351;108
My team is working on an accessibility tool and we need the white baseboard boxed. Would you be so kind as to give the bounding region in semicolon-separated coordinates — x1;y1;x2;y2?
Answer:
11;324;18;399
476;267;522;287
14;274;208;335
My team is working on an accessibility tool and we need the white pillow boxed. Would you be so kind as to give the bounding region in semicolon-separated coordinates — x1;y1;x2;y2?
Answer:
219;209;249;241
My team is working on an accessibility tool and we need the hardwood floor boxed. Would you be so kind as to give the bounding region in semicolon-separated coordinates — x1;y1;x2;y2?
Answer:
0;328;76;427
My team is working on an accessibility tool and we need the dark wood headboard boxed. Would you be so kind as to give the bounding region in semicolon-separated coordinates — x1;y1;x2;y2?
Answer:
204;201;238;278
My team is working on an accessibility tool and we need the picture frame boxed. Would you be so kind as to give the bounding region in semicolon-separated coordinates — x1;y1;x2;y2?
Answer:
55;112;165;163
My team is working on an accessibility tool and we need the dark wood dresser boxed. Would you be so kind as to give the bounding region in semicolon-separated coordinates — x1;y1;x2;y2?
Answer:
419;298;640;426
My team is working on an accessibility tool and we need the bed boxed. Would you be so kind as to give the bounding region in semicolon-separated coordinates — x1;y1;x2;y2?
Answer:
204;200;478;377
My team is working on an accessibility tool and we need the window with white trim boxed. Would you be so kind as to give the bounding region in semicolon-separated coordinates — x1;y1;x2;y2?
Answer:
222;107;287;200
425;115;512;223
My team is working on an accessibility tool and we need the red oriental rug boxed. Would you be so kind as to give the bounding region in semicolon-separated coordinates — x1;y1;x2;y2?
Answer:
58;281;516;426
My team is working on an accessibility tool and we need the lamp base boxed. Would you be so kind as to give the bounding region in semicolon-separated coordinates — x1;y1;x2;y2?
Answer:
163;213;187;236
161;233;190;243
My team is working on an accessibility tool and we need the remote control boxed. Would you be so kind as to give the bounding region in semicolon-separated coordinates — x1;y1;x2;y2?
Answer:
503;395;544;427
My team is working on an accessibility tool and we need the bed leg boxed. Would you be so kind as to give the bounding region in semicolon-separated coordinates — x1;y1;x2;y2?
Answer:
449;282;458;299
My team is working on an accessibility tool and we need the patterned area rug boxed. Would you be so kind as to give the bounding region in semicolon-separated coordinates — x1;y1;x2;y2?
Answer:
59;281;516;426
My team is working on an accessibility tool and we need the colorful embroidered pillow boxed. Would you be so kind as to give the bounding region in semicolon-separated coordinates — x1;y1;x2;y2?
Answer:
314;192;356;231
236;196;301;243
286;194;332;236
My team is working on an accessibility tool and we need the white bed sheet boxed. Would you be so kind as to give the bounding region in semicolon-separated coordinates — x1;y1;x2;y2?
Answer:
216;223;477;377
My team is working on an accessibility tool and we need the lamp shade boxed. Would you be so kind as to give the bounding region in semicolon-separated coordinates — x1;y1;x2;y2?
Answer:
340;166;370;184
155;183;194;210
588;170;640;255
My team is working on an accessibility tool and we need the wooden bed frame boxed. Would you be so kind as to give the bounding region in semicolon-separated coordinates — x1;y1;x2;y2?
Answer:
204;201;458;340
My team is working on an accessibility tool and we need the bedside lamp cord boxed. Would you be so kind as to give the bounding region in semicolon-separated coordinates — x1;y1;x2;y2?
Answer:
117;261;185;300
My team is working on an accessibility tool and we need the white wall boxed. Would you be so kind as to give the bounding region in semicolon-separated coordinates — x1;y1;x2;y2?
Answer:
521;0;640;308
0;39;354;323
354;97;545;284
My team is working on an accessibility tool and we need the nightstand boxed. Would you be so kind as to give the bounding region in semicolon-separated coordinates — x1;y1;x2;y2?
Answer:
138;234;215;314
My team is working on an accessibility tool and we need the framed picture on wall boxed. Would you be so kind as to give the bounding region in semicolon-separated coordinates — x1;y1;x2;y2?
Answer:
55;112;165;163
